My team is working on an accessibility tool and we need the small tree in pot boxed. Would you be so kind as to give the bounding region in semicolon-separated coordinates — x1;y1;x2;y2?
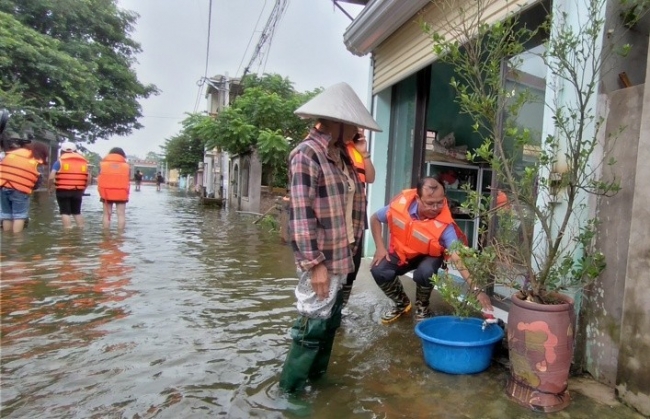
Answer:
431;242;497;318
423;0;622;411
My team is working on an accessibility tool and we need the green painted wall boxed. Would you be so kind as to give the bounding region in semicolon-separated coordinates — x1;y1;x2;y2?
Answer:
364;88;392;257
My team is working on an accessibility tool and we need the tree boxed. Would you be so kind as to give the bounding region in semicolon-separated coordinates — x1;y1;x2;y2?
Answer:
162;132;204;176
0;0;158;141
423;0;620;303
161;74;318;185
83;151;102;177
203;73;319;186
145;151;161;162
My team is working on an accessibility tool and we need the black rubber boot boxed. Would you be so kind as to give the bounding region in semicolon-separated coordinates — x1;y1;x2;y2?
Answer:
377;278;411;324
415;284;434;321
340;283;353;307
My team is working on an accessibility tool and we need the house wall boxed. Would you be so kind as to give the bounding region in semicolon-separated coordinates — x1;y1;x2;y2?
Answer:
372;0;538;93
615;43;650;416
582;85;643;385
242;151;262;214
601;0;649;92
364;88;392;256
228;152;261;214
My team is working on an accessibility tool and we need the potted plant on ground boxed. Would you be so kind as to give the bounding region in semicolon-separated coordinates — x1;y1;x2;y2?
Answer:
423;0;622;411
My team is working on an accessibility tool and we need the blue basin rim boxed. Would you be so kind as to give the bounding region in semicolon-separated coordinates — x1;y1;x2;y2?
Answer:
414;316;504;347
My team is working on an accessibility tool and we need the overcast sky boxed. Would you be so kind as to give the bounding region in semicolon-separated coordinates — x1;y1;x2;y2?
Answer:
88;0;371;159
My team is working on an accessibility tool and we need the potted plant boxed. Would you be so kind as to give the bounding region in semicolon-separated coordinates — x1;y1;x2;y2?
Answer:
415;243;504;375
423;0;622;411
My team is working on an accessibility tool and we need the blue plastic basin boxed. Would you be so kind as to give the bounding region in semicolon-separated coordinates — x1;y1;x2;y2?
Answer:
414;316;504;375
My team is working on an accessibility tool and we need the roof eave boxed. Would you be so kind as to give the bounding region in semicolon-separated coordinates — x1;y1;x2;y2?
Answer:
343;0;431;56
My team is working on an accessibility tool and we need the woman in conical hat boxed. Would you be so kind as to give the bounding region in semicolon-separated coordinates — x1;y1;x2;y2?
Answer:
279;83;381;393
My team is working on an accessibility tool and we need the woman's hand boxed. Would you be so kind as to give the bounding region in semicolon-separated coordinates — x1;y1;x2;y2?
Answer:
310;263;330;300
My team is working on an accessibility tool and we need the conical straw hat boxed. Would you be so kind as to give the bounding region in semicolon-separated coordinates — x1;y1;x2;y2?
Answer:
294;82;382;132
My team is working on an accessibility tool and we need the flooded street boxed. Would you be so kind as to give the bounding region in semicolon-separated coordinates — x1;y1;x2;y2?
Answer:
0;186;644;418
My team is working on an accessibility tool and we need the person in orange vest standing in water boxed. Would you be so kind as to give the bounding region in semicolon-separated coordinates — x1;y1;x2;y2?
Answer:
341;128;375;308
0;119;48;233
48;142;90;229
97;147;130;230
369;176;493;323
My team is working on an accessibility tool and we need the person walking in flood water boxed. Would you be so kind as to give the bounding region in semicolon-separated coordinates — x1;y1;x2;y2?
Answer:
0;129;48;233
134;170;143;191
98;147;130;230
279;82;382;393
48;142;91;229
155;172;164;191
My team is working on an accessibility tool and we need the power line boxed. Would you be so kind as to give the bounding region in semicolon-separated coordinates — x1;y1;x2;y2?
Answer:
241;0;289;78
236;0;268;78
193;0;214;114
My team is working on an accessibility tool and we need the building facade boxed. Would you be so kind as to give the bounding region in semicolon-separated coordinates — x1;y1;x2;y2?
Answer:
341;0;650;414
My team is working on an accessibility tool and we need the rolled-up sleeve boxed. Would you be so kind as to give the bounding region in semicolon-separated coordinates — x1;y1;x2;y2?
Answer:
289;148;325;271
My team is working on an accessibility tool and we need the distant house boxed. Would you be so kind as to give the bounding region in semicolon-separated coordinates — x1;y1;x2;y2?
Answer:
202;74;243;199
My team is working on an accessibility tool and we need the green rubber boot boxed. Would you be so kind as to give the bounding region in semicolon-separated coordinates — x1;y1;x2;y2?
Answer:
279;315;328;393
308;290;344;380
279;339;319;393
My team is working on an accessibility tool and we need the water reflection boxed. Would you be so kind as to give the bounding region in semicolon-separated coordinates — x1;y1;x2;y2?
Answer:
0;187;641;419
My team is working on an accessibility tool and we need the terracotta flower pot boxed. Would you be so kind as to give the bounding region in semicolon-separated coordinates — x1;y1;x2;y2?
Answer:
505;292;575;412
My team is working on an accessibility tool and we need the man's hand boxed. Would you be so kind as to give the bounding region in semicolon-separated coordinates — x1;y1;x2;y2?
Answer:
477;291;493;312
372;247;389;266
310;263;330;300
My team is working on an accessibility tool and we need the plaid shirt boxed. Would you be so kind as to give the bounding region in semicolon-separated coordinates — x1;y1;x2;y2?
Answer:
289;129;366;274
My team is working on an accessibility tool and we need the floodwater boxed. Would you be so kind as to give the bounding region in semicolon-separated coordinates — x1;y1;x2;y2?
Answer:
0;185;644;419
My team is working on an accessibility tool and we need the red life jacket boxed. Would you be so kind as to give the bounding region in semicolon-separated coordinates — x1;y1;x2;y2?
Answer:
55;153;89;190
0;148;39;194
386;189;467;265
346;142;366;183
97;154;130;201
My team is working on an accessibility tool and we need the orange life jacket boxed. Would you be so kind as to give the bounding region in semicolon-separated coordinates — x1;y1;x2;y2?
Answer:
0;148;40;194
97;154;130;202
346;142;366;183
55;153;88;190
386;189;467;265
496;190;509;210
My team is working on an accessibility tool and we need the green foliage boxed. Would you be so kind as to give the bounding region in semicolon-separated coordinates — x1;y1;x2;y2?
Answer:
0;0;158;141
145;151;162;162
162;132;204;176
83;151;102;177
166;73;318;183
258;214;280;233
424;0;619;304
431;242;497;317
619;0;650;27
